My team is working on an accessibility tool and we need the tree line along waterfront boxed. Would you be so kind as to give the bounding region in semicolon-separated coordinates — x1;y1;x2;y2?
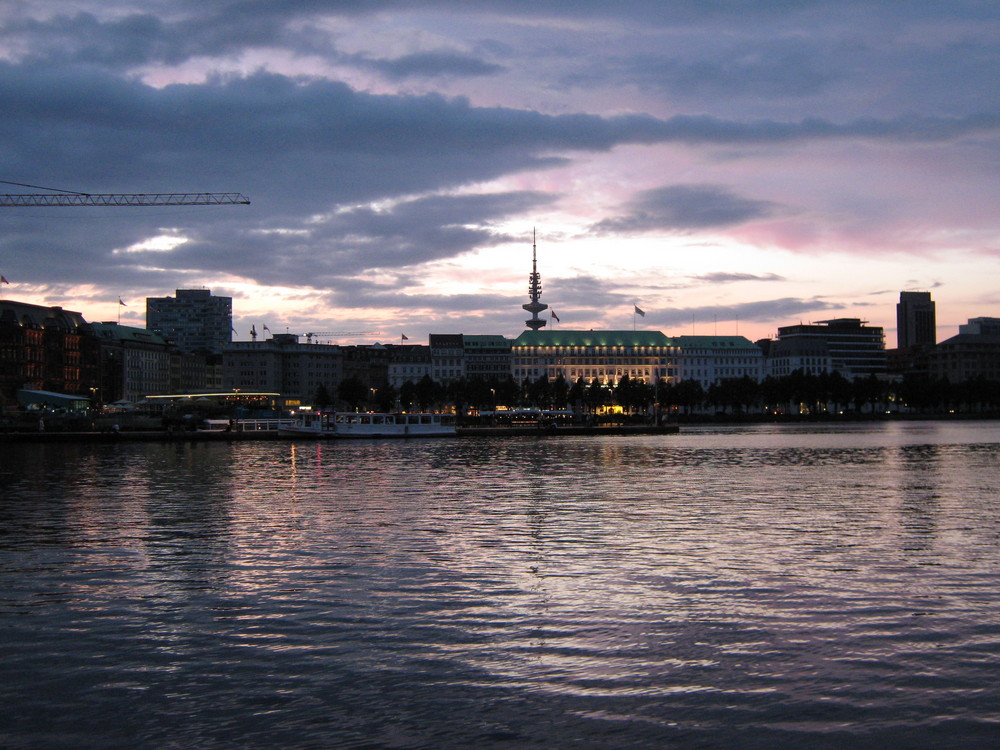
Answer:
5;365;999;436
327;369;1000;421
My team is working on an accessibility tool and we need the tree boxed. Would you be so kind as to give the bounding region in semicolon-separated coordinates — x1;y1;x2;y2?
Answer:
374;383;398;412
527;374;551;409
671;379;704;416
852;373;887;414
585;378;611;413
313;383;333;411
415;374;442;410
399;380;418;411
550;373;570;409
614;374;654;414
337;377;368;411
568;377;587;411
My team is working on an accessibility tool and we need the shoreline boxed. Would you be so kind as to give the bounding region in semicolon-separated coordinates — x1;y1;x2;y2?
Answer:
4;412;1000;442
0;423;681;443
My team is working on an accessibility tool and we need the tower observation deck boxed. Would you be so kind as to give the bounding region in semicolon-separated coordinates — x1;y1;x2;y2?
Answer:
522;230;548;330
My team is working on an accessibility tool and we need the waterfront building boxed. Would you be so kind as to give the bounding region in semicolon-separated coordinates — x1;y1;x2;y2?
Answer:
341;343;389;393
90;322;172;403
462;335;512;380
174;352;224;394
0;300;98;403
774;318;885;379
223;333;344;401
672;336;766;387
897;291;936;349
510;330;674;385
757;335;833;379
429;334;466;384
146;288;233;355
926;319;1000;382
387;344;433;388
959;317;1000;336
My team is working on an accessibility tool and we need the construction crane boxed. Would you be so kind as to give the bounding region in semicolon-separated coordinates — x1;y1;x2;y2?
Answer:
303;331;382;343
0;180;249;207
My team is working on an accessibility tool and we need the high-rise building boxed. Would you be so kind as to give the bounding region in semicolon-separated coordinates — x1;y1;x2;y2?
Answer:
896;291;936;349
146;289;232;355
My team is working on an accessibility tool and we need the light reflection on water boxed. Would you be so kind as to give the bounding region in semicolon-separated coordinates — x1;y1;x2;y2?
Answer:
1;420;999;749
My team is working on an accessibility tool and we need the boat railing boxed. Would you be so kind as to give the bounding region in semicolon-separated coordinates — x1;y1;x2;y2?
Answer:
235;418;296;432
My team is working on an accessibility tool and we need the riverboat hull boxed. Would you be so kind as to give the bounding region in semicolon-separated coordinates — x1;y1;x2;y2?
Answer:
278;412;456;439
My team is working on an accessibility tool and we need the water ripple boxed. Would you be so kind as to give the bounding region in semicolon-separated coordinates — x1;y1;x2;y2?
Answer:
1;423;999;748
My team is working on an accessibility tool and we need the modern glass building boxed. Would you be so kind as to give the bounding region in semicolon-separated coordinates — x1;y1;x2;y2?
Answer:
775;318;886;379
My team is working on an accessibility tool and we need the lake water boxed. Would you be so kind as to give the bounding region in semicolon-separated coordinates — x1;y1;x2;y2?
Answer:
2;421;999;749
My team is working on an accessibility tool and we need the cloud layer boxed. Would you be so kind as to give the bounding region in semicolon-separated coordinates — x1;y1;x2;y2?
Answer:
1;1;997;341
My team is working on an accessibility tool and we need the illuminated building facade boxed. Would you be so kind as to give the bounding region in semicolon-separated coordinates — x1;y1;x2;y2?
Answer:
0;300;98;403
511;330;674;385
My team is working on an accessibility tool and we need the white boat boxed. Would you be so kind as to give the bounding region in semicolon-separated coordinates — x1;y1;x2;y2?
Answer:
278;411;456;439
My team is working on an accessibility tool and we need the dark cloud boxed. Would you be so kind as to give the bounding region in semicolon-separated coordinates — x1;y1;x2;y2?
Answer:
593;184;778;234
565;42;839;102
4;190;554;294
356;51;505;80
0;11;304;68
648;112;1000;145
2;0;997;338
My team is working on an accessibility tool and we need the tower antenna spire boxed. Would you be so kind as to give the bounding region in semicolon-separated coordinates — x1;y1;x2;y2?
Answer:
522;227;548;330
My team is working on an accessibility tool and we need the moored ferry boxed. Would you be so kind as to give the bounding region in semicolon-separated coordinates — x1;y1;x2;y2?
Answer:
279;412;456;439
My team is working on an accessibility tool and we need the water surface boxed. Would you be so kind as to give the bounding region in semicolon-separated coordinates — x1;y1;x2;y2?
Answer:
2;421;999;748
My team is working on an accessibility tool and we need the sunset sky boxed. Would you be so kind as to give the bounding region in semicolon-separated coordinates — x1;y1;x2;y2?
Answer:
2;1;998;346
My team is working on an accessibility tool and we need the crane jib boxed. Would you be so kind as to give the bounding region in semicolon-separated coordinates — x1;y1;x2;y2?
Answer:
0;193;250;206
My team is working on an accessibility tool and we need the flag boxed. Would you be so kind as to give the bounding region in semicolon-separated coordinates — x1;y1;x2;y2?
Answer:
0;275;8;285
263;324;270;332
551;310;560;322
634;305;645;317
251;324;257;336
401;334;409;340
118;297;127;306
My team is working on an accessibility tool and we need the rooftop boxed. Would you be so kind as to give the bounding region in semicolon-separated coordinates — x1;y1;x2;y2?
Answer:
513;329;671;347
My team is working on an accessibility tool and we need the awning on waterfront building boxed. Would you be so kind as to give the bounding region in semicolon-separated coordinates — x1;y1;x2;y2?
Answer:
17;389;91;412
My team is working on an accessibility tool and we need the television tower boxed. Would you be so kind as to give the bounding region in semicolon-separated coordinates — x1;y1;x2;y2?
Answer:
522;229;548;330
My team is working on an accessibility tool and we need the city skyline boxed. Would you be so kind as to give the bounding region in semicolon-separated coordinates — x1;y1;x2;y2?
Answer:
1;2;998;344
